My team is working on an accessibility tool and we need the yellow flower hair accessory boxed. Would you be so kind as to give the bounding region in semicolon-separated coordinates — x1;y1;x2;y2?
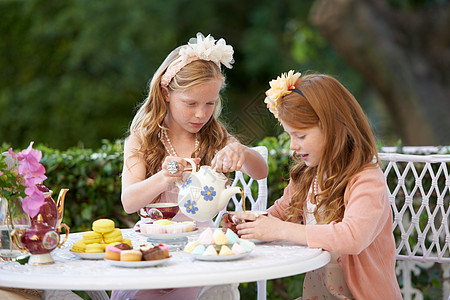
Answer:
264;70;301;119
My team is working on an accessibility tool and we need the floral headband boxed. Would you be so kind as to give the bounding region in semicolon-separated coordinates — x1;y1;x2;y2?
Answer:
160;33;234;87
264;70;305;119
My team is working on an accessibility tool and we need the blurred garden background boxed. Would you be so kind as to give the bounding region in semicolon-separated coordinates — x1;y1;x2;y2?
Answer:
1;0;449;299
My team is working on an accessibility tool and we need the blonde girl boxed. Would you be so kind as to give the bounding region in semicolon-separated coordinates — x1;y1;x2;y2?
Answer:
114;33;268;300
235;71;402;299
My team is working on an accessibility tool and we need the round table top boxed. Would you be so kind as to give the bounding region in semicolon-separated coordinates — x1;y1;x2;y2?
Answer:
0;228;330;290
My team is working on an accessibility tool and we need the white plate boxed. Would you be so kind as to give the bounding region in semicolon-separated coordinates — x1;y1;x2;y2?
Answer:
137;228;198;239
191;252;250;261
70;251;105;260
104;257;171;268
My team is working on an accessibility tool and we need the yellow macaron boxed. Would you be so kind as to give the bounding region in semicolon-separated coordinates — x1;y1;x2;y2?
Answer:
82;231;103;244
92;218;115;234
121;238;132;247
108;241;122;247
85;243;104;253
71;240;87;253
103;228;123;244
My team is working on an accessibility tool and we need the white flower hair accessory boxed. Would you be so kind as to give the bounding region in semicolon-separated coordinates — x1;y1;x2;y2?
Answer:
160;33;234;86
264;70;302;119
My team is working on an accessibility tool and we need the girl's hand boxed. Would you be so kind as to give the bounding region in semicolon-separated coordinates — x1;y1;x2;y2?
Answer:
236;215;284;242
161;156;200;186
220;213;234;231
211;142;247;173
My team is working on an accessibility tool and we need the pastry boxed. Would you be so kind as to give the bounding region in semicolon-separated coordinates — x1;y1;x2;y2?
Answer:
141;247;165;261
239;239;255;252
82;231;102;244
218;245;233;256
141;223;165;234
105;245;121;261
191;244;206;255
71;240;87;253
108;241;122;247
114;243;132;251
213;229;228;245
225;228;239;244
165;223;184;234
197;227;214;244
203;245;218;256
85;243;104;253
154;219;174;226
120;249;142;261
103;228;123;244
181;221;195;232
185;227;256;257
121;238;133;247
183;241;199;253
92;218;115;234
231;243;246;255
138;242;154;252
157;244;170;258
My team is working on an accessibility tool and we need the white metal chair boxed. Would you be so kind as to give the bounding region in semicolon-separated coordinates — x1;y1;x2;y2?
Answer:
198;146;268;300
379;153;450;300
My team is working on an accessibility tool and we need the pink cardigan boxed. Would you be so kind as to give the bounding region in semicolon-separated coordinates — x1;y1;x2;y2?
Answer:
267;166;402;300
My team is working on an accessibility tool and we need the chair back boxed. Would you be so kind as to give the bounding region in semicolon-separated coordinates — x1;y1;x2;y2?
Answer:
379;153;450;299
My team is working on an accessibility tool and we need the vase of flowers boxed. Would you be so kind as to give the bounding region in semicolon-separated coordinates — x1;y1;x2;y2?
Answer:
0;142;47;261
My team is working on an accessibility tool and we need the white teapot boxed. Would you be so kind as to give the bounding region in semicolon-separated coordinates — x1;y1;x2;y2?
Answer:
177;158;243;222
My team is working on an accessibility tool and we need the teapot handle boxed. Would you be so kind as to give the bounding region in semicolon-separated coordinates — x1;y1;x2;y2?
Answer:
183;158;198;173
10;229;27;251
57;223;70;248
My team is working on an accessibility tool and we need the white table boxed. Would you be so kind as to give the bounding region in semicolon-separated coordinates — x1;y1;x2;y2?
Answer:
0;229;330;292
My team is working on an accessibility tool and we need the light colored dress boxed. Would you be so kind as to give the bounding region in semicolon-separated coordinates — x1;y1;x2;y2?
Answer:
302;186;353;300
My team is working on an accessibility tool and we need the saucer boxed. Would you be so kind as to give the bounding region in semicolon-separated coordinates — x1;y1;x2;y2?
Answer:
70;251;105;260
104;257;171;268
191;252;250;261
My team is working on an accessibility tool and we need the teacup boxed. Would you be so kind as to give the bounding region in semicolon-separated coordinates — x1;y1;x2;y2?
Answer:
138;203;180;220
223;210;268;237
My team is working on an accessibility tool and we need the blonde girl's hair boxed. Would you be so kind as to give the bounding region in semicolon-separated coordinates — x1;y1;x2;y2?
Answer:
278;74;379;224
127;46;229;178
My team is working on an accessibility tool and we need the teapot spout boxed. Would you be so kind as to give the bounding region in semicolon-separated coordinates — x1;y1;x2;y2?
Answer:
219;186;243;211
56;189;69;228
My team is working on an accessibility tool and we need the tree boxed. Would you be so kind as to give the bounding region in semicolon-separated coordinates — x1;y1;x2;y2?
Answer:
310;0;450;145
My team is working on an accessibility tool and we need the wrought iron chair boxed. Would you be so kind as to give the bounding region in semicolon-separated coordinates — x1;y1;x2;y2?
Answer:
379;153;450;300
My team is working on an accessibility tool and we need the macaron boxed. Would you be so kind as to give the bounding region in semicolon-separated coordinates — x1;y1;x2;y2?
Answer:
85;243;104;253
92;219;115;234
71;240;87;253
103;228;123;244
121;238;133;247
82;231;103;244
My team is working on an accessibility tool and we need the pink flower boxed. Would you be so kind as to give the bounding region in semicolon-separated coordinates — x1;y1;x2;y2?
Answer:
6;142;47;218
22;186;45;218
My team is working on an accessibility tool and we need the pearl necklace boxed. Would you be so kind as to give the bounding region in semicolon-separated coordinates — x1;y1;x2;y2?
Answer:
160;128;199;157
313;175;319;195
